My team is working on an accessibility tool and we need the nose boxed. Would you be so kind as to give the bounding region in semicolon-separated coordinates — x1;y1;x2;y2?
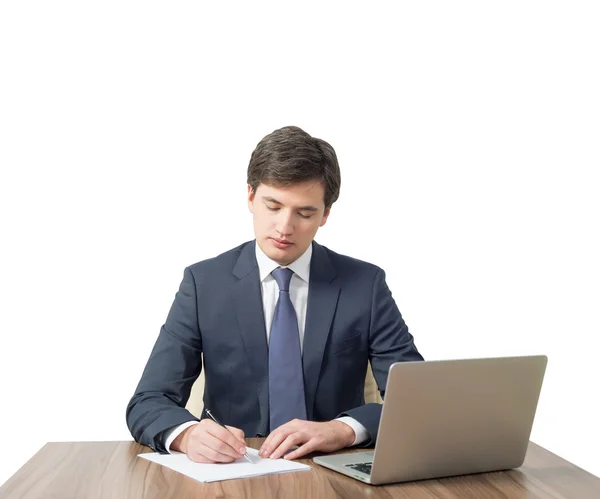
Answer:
275;211;293;237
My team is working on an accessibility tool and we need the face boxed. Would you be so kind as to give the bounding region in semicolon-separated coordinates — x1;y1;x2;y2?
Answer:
248;181;330;266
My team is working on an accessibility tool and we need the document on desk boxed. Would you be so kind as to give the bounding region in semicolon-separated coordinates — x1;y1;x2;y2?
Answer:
138;448;311;483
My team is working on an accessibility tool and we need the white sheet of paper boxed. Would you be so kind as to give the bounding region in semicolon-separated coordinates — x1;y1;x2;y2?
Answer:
138;447;311;483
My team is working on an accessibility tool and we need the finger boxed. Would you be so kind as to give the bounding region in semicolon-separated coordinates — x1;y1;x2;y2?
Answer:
260;427;293;458
203;431;248;460
189;422;244;460
188;442;238;463
283;440;319;460
204;434;246;459
225;425;245;443
204;421;247;457
260;419;302;457
269;432;306;460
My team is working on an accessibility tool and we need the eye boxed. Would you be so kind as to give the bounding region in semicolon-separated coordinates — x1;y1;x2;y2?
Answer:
298;213;313;219
266;206;280;212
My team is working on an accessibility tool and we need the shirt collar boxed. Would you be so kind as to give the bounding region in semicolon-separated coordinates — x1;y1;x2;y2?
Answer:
255;240;312;283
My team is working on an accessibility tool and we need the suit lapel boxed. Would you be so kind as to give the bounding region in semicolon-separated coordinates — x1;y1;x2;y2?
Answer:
302;241;340;421
231;241;269;434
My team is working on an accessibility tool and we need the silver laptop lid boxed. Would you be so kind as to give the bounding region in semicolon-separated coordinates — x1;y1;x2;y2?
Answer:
370;355;547;484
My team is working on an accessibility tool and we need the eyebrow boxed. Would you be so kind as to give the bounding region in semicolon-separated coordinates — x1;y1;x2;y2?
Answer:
262;196;319;212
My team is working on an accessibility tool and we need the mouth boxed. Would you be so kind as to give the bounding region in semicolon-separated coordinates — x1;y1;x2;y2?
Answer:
270;237;294;248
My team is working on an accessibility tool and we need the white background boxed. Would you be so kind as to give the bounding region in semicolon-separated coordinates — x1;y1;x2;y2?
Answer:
1;0;599;486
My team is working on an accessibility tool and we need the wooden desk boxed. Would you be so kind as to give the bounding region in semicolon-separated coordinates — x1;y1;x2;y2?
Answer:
1;439;599;498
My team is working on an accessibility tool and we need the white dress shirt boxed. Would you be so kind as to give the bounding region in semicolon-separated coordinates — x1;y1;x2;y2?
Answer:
164;242;368;452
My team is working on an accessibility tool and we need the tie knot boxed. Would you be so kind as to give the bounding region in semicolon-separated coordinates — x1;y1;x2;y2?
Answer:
272;267;294;292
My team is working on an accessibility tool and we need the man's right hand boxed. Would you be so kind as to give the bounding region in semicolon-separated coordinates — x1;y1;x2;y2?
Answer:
171;419;246;463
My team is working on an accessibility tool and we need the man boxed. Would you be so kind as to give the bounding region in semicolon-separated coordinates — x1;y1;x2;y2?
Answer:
126;126;423;463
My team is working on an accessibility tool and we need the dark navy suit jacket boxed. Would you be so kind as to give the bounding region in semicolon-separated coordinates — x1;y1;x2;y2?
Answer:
126;240;423;452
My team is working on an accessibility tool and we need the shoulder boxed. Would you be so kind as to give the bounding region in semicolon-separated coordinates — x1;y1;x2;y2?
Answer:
187;241;253;275
315;241;383;279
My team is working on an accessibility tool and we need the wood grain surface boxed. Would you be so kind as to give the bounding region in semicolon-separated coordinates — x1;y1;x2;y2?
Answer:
1;439;599;498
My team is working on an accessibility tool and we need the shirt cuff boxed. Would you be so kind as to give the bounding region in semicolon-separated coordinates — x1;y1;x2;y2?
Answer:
335;416;369;446
164;421;200;453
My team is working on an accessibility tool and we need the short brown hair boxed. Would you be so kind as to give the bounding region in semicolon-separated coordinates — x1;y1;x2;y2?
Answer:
247;126;341;208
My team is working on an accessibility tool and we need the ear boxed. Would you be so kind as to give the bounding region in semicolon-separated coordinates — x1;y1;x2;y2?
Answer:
319;207;331;227
247;185;255;213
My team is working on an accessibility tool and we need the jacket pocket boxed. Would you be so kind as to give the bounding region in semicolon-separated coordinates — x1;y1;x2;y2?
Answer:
329;331;362;356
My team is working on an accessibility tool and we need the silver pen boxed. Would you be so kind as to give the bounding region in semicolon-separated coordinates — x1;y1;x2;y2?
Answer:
205;409;253;464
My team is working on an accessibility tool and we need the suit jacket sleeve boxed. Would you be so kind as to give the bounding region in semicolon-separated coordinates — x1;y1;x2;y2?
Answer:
125;267;203;452
339;268;423;444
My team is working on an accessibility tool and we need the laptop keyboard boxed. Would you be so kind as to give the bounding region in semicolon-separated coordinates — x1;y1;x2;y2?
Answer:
345;462;373;475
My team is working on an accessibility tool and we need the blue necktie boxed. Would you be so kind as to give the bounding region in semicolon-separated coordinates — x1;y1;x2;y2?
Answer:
268;267;307;431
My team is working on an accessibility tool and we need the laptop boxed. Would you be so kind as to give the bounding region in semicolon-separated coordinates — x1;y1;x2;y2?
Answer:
313;355;547;485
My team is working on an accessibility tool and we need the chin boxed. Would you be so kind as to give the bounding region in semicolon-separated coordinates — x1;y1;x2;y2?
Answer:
265;246;296;264
270;252;296;266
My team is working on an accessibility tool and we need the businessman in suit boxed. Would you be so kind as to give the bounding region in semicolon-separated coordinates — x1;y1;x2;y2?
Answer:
126;126;423;463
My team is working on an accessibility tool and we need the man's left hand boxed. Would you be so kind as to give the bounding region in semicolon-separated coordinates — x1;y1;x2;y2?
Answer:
259;419;356;460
